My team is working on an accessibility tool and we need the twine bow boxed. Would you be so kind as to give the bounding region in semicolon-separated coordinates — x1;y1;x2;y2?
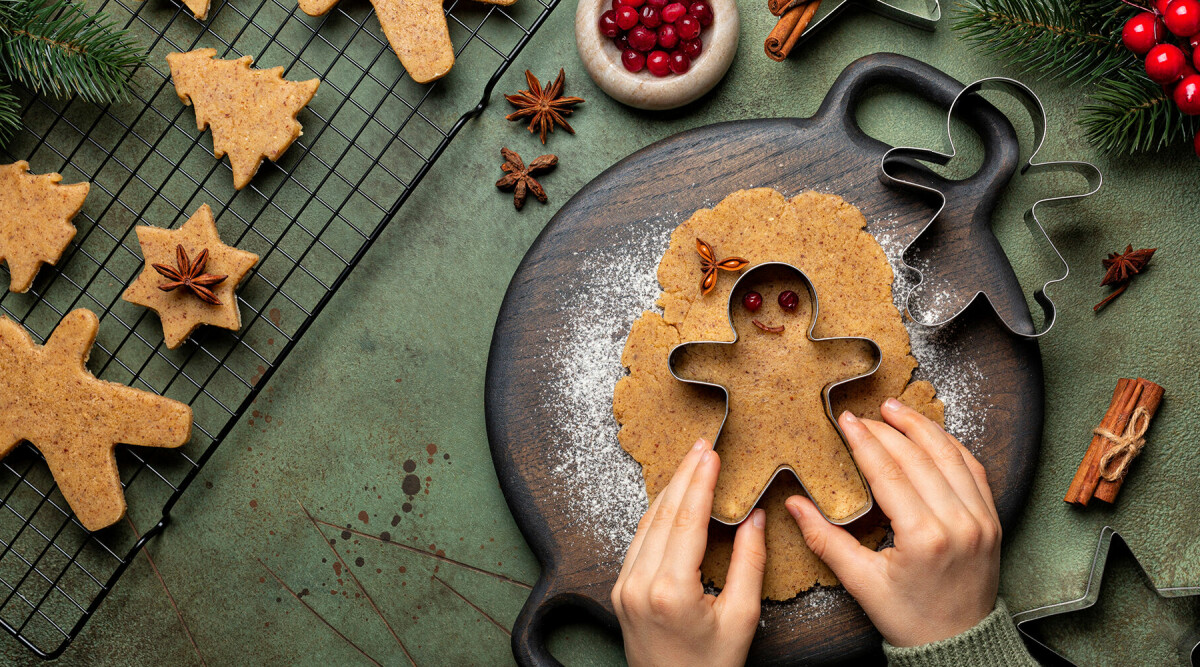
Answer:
1095;406;1151;482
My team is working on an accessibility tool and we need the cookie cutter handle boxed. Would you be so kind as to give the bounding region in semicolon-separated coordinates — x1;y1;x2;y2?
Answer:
814;52;968;136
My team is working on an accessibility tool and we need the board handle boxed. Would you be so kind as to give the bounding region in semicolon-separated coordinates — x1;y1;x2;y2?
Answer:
512;575;569;667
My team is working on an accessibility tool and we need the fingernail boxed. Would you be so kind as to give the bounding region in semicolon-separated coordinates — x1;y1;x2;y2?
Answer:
784;498;802;519
701;449;715;465
884;398;902;411
692;439;707;451
840;410;859;425
751;509;765;528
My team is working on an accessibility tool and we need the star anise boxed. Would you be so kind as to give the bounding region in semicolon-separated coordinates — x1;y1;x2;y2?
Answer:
496;147;557;210
1094;244;1156;311
696;239;749;295
504;69;584;145
152;244;227;305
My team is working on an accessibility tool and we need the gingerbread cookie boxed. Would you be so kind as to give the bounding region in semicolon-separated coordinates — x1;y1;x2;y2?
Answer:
613;188;944;599
0;161;89;293
298;0;516;84
122;204;260;349
167;48;319;190
0;309;193;531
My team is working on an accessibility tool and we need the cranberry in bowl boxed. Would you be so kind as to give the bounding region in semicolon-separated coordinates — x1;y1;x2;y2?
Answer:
575;0;738;110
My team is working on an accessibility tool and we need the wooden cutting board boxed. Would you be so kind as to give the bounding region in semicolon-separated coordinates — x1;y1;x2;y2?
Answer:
486;52;1043;666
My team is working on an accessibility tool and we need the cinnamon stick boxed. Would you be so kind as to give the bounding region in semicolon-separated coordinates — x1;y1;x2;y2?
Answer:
765;0;821;62
1064;378;1140;506
1093;380;1163;503
768;0;805;16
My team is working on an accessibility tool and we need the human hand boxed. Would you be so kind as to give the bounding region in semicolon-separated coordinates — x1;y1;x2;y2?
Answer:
612;439;767;667
786;398;1001;648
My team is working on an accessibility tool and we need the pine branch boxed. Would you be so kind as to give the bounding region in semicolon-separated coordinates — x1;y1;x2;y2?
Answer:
954;0;1135;84
0;0;145;105
1080;70;1198;153
0;79;20;142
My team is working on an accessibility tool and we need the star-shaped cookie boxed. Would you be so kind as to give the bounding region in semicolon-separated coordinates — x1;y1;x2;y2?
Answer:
0;309;192;531
167;48;320;190
123;204;259;349
298;0;516;84
669;264;878;525
0;161;89;293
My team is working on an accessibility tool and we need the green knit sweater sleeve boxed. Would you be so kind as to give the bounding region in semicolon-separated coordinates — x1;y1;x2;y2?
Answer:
881;598;1038;667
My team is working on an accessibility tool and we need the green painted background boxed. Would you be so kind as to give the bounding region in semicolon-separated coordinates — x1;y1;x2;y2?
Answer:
5;0;1200;663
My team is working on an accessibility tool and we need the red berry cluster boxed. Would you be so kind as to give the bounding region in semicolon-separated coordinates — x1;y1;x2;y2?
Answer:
1122;1;1200;152
598;0;713;77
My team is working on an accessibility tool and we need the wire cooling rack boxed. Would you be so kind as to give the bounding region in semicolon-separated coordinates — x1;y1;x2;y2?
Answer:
0;0;558;657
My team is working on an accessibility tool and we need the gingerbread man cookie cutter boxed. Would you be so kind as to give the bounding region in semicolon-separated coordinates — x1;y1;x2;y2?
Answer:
880;77;1103;339
1013;526;1200;665
666;262;882;526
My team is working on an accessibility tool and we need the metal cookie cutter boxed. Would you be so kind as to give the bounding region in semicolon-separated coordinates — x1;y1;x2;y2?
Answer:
793;0;940;48
880;77;1103;338
1013;526;1200;665
666;262;882;526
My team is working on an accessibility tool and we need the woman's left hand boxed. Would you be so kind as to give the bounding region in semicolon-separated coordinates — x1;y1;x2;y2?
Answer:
611;439;767;667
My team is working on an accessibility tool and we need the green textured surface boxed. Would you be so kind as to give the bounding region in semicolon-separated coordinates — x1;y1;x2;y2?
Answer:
3;0;1200;663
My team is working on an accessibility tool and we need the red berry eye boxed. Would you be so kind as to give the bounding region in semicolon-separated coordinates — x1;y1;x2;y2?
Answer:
778;290;799;312
742;291;762;311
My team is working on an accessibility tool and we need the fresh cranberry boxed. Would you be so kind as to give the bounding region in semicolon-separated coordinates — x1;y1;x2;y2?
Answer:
656;23;679;49
1146;43;1187;83
622;48;646;72
688;1;714;26
778;290;800;312
676;14;700;39
647;0;668;7
1166;0;1200;36
615;33;630;50
615;5;639;30
742;291;763;311
682;37;702;59
661;1;687;22
1122;12;1163;55
599;10;620;37
646;50;671;76
620;0;647;7
628;24;657;51
668;50;690;74
640;5;662;27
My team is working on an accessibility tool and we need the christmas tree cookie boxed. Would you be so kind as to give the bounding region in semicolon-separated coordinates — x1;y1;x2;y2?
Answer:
123;204;260;349
0;161;89;293
0;309;193;531
167;48;320;190
298;0;516;84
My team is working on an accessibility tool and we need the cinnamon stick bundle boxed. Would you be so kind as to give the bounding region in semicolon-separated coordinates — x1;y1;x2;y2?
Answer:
765;0;821;62
1064;377;1163;506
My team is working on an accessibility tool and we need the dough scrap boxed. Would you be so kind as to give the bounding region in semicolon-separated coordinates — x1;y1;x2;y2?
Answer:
122;204;260;349
0;161;89;293
168;49;319;190
0;310;192;531
613;188;943;599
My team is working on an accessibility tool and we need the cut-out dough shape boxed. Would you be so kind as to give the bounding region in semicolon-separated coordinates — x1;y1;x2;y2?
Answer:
168;48;320;190
123;204;260;349
0;309;193;531
0;161;89;293
298;0;516;84
670;266;877;524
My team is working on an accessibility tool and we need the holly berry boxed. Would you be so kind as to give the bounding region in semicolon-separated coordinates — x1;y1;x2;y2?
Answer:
676;14;701;39
669;50;691;73
1175;74;1200;113
640;5;662;28
1123;12;1163;55
778;290;800;312
689;1;714;26
1156;0;1171;15
615;5;639;29
622;48;646;72
646;50;671;76
628;24;657;51
1146;43;1187;83
1165;0;1200;36
657;23;679;49
661;1;687;22
742;291;763;311
682;37;703;59
599;10;620;37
